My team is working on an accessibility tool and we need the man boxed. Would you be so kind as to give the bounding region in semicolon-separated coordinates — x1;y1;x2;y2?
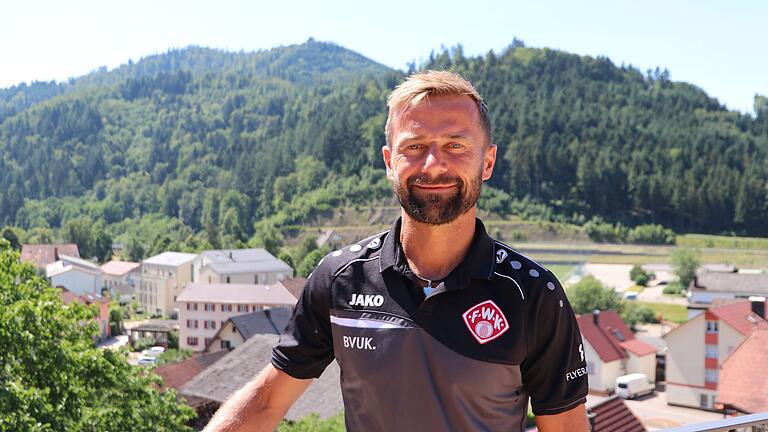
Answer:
205;71;588;431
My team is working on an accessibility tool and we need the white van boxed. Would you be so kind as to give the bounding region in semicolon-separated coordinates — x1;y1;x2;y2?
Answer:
615;373;655;399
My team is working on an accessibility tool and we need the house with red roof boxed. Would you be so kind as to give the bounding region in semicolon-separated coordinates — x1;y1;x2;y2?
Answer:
716;329;768;414
664;298;767;410
101;260;141;302
576;310;657;393
59;287;111;340
20;243;80;270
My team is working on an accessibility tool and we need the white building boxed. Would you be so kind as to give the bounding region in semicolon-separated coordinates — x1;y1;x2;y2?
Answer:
665;299;767;410
46;254;102;296
177;282;297;352
139;252;197;317
688;270;768;318
192;248;293;285
100;260;141;302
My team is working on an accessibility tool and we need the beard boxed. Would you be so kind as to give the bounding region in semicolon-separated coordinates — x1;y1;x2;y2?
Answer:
392;171;482;225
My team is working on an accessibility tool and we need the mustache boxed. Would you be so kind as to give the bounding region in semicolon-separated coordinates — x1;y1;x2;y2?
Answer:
406;174;464;187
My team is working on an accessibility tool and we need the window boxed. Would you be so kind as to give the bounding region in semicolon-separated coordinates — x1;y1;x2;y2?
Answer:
705;369;718;383
186;319;193;328
222;304;232;312
221;321;226;328
187;337;198;346
700;393;710;408
253;305;262;312
204;320;217;330
706;321;719;333
205;303;215;312
226;276;231;283
173;296;177;302
705;344;718;358
237;304;248;312
208;276;212;283
221;340;231;349
204;337;211;347
254;274;259;284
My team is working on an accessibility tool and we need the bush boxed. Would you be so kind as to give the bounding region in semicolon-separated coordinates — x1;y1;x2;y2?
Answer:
133;337;157;352
629;265;654;287
584;218;627;243
621;302;659;331
567;276;623;314
662;283;683;295
671;248;700;289
627;224;676;245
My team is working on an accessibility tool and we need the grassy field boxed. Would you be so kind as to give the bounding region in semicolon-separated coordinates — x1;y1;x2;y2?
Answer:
547;265;576;281
636;301;688;323
678;233;768;250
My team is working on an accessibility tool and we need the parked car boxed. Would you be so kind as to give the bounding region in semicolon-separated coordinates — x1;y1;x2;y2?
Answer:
141;346;166;357
615;373;655;399
137;355;157;365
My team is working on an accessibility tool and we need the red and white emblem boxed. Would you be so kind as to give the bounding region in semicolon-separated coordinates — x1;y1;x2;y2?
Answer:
462;300;509;344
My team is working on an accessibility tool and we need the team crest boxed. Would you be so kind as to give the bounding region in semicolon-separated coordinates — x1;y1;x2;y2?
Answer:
462;300;509;344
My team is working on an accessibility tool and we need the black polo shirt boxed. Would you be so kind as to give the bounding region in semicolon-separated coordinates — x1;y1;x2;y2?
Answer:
272;218;588;431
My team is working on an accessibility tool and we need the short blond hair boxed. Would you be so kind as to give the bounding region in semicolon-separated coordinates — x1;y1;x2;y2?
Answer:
385;70;491;146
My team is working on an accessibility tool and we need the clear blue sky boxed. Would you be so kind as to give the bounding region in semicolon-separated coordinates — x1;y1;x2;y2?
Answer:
2;0;766;113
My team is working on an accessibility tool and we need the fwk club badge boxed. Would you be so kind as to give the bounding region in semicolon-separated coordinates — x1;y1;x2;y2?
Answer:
461;300;509;344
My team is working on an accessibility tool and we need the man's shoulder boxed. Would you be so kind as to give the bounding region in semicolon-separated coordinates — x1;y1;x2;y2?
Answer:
309;230;390;281
490;239;561;299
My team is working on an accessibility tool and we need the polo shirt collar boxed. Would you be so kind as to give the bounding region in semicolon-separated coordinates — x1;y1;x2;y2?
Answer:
378;216;495;285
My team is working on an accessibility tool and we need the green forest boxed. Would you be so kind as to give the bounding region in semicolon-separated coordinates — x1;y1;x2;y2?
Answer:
1;39;767;260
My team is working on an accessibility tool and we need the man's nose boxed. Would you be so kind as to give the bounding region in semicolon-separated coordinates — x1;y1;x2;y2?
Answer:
421;146;447;176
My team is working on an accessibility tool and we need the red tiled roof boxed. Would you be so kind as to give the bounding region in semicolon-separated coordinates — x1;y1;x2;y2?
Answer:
588;396;646;432
20;244;80;269
576;311;650;363
279;278;307;300
156;350;228;391
100;260;140;276
620;339;658;356
717;329;768;413
710;300;768;336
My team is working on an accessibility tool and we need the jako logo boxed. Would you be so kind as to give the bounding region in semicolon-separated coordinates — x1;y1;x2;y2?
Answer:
350;294;384;307
462;300;509;344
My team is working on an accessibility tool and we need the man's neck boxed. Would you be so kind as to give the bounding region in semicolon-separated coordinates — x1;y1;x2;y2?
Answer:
400;208;477;281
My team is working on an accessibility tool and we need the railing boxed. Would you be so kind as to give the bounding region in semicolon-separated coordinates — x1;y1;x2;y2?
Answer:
663;412;768;432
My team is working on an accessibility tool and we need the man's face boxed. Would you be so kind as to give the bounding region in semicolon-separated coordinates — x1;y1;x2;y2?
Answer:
383;94;496;225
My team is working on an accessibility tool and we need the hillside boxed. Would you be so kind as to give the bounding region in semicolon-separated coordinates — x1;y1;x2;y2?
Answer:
1;40;767;261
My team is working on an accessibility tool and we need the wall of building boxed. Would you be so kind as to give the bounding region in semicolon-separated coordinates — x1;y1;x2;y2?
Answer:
666;314;706;406
206;321;246;353
627;352;656;381
179;302;270;351
51;270;100;296
198;267;291;285
139;262;193;317
690;291;734;305
667;383;718;409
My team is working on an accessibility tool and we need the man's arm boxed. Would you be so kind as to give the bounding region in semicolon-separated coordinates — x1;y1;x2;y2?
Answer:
203;363;312;432
535;403;588;432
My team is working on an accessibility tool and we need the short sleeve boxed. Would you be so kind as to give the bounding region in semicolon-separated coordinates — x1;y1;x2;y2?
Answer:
521;272;588;416
271;263;335;379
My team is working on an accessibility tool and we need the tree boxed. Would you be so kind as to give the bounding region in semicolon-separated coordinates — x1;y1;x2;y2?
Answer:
249;221;284;256
671;248;700;289
62;216;94;258
0;240;195;430
297;248;328;278
567;276;623;315
125;234;146;261
620;302;658;331
0;226;22;251
629;265;653;287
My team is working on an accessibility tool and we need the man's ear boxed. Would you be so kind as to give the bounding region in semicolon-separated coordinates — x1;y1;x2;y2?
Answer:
382;145;394;179
482;144;497;181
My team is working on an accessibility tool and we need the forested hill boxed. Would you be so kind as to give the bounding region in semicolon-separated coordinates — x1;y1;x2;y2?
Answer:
1;40;767;260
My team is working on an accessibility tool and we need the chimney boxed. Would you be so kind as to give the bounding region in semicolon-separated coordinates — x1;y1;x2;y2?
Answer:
593;309;600;326
54;247;59;260
749;296;766;319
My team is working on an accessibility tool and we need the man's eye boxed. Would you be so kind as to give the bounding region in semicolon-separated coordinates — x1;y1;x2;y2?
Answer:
407;144;422;150
449;143;463;149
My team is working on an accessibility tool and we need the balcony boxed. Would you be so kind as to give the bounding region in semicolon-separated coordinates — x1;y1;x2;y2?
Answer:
663;412;768;431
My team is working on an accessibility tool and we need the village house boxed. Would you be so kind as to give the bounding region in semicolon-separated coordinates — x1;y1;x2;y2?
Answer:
60;287;111;341
716;328;768;414
176;282;296;352
139;252;197;317
576;310;657;394
203;307;292;353
687;269;768;318
181;334;343;425
664;298;767;410
47;254;102;296
21;243;80;271
191;248;293;285
100;260;141;302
